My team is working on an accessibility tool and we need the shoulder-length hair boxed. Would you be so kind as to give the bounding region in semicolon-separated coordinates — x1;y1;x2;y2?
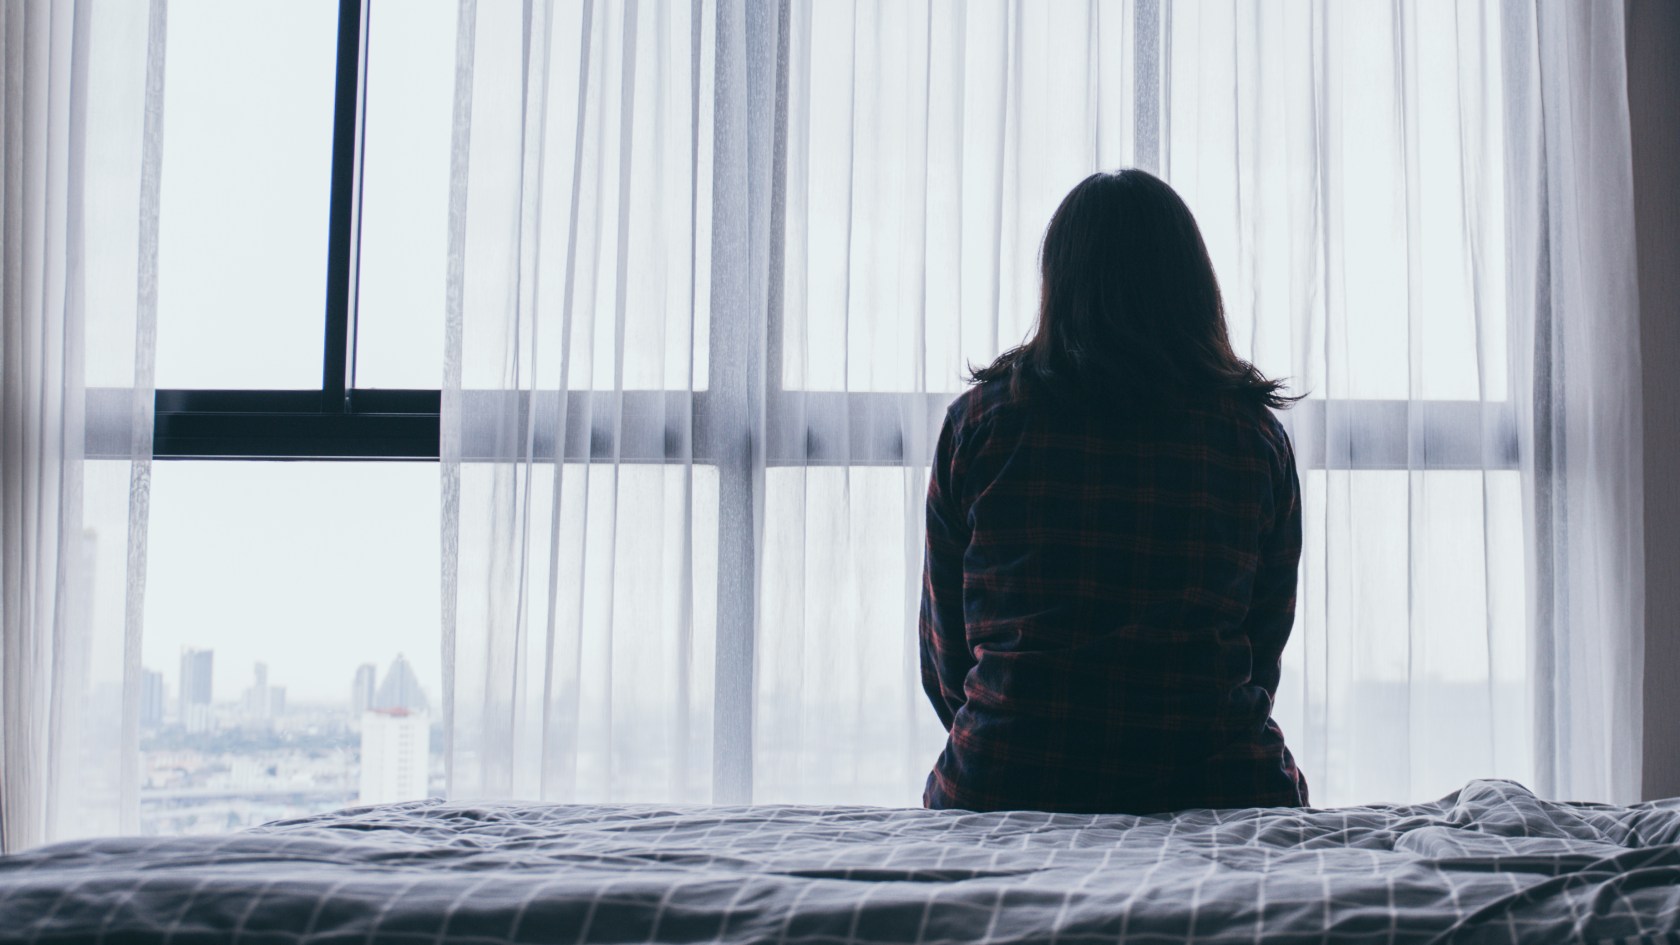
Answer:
970;169;1300;411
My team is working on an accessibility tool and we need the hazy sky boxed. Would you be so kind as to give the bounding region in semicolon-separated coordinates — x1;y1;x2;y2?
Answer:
139;462;443;705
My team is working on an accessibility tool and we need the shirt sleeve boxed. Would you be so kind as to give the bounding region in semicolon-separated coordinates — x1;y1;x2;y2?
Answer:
920;405;975;731
1247;429;1304;686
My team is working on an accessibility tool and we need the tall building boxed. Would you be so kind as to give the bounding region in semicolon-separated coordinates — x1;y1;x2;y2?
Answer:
351;663;377;716
140;668;165;729
242;662;284;720
358;708;429;804
178;648;213;732
244;662;268;717
373;654;428;713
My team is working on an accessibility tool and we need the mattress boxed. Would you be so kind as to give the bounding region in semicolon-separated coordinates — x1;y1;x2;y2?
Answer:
1;779;1676;944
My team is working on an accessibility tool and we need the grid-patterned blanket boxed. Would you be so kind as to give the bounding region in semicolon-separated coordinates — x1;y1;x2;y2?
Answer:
1;779;1676;944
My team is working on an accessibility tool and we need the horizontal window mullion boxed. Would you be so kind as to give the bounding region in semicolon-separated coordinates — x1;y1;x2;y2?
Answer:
86;388;1522;470
758;394;1520;471
85;387;444;461
457;390;703;463
154;412;439;460
1288;399;1520;471
762;391;948;466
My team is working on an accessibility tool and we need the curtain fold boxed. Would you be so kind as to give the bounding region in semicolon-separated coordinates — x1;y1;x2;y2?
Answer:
1514;0;1644;804
440;0;1644;807
1;0;161;851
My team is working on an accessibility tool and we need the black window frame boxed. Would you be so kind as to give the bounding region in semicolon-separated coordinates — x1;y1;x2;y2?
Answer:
148;0;441;462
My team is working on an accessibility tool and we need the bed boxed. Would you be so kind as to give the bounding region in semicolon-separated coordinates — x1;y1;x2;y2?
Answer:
1;779;1676;944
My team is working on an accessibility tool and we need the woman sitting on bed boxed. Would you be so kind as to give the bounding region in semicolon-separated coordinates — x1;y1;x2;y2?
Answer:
919;168;1309;814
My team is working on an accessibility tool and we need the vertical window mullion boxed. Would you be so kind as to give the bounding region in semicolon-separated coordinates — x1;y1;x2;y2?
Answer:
707;0;789;805
322;0;370;412
1133;0;1163;174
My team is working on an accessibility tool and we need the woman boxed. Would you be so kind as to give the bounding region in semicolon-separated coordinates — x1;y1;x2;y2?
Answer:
919;169;1308;814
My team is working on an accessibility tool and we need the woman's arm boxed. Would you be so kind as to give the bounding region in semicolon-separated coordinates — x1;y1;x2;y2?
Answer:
1248;431;1303;675
920;409;974;731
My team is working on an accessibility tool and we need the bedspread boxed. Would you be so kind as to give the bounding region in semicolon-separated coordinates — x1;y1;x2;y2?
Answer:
1;779;1677;944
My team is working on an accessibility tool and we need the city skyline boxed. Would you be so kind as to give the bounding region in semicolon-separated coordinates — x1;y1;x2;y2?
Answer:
142;650;436;714
139;649;444;836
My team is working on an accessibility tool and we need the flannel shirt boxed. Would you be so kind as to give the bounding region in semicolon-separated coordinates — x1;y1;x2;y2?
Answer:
919;377;1309;813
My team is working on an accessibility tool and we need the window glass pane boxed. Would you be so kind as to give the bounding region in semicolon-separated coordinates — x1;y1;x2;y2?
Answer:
155;0;339;389
757;467;946;804
450;462;719;801
782;2;1061;394
84;3;152;389
353;0;456;390
556;464;717;800
1167;1;1508;403
564;1;712;392
141;463;442;835
67;462;145;838
783;2;1508;401
1274;469;1529;807
453;2;711;393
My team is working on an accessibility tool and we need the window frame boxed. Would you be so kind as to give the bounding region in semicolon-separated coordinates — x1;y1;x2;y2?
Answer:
131;0;441;462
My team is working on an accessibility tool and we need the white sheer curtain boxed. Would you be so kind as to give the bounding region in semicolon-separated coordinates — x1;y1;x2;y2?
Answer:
440;0;1644;807
1512;0;1643;805
0;0;162;851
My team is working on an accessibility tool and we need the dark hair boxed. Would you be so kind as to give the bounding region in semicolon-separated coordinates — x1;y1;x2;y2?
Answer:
970;169;1300;411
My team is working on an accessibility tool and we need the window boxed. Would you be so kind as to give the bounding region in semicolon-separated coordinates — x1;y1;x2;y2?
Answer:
139;462;443;834
91;0;455;832
94;0;1528;821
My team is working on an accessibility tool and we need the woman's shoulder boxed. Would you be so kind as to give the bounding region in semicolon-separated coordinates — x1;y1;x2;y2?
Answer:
1205;393;1291;441
1190;395;1298;478
944;376;1021;431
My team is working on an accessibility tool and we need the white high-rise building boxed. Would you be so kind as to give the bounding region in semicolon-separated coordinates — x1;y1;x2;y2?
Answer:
358;708;429;804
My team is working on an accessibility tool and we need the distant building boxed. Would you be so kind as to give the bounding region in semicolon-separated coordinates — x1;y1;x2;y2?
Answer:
178;648;213;732
140;668;165;729
244;662;269;717
358;708;429;804
372;654;428;714
242;662;284;720
351;663;377;716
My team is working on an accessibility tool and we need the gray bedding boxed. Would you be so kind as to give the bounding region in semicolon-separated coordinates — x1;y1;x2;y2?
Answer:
1;779;1676;944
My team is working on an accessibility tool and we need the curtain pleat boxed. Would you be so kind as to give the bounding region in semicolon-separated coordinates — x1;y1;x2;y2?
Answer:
1;0;161;851
1522;0;1644;804
440;0;1644;807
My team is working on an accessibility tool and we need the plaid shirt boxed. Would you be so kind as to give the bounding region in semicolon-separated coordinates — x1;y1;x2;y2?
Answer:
920;378;1309;813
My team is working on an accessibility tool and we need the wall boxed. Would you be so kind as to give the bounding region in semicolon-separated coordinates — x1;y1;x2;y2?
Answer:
1628;0;1680;802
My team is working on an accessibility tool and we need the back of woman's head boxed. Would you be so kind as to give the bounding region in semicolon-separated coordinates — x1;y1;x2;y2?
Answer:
971;169;1298;411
